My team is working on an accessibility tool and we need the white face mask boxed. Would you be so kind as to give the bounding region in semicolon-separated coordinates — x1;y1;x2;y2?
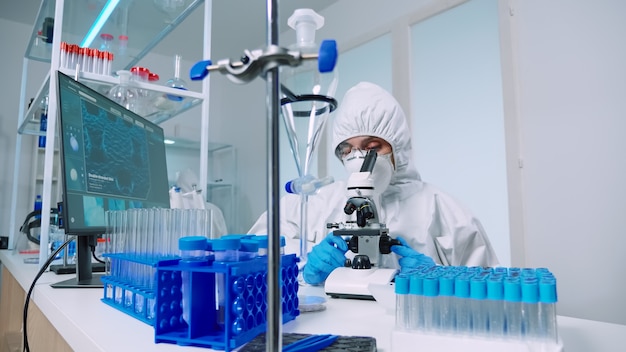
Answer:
343;150;394;195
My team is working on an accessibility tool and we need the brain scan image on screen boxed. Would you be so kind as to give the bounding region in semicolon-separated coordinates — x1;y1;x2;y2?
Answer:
81;100;151;198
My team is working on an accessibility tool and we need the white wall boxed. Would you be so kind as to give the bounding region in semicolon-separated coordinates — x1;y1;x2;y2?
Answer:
501;0;626;325
410;0;510;266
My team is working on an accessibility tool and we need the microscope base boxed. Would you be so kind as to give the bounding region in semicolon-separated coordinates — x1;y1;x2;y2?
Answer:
324;267;397;300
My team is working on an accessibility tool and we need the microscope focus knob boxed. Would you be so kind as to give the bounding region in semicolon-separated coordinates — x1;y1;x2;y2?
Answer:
351;255;372;269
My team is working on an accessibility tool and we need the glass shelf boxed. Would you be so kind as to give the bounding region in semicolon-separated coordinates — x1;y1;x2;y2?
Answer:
25;0;204;72
207;181;233;189
18;68;203;135
164;138;232;153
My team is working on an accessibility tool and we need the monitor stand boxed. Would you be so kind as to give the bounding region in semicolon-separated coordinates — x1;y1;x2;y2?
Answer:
50;262;105;275
51;236;104;288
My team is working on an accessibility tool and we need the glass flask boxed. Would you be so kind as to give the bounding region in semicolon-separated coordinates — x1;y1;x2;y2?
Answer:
165;54;187;100
108;70;139;113
154;54;187;113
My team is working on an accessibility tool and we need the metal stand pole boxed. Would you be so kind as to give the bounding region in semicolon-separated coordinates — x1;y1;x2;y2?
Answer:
265;0;282;351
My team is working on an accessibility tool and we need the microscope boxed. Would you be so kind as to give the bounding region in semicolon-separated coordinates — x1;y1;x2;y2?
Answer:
324;150;400;300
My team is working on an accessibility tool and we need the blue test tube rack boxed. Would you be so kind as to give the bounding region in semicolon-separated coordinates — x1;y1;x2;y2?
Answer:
101;254;180;325
154;253;300;351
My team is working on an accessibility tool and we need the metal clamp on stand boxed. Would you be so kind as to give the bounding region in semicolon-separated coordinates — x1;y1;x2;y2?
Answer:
190;40;337;84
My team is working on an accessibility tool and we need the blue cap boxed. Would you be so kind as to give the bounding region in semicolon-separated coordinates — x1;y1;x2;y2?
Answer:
477;270;491;280
508;267;521;277
285;180;295;194
521;268;536;278
535;267;552;278
212;237;241;251
409;274;424;295
178;236;207;251
455;274;471;298
451;266;467;274
221;234;253;240
470;277;487;300
539;277;558;303
467;266;483;274
521;277;539;303
423;276;439;297
280;235;286;247
395;276;410;295
439;274;455;296
254;235;269;249
503;277;521;302
206;239;213;251
487;276;504;300
240;239;259;252
494;267;508;275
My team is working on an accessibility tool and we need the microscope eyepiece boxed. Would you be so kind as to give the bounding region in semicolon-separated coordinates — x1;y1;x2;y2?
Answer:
359;149;377;172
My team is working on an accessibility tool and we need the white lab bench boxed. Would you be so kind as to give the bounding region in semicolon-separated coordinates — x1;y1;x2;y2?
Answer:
0;249;624;351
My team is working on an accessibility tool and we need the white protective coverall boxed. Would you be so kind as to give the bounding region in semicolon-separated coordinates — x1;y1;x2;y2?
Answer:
248;82;499;268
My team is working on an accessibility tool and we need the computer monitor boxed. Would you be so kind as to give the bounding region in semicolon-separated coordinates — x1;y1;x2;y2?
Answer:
53;71;170;288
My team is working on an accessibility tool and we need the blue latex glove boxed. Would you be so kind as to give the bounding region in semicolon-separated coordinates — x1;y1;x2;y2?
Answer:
391;236;435;274
303;233;348;285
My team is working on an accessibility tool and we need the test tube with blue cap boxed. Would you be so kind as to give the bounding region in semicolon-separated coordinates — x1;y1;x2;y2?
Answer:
438;273;456;334
504;276;523;340
539;276;558;343
213;237;241;329
285;175;334;195
394;275;410;330
240;239;259;260
179;236;210;325
408;273;425;331
470;275;489;336
422;275;440;332
252;235;268;256
487;274;506;338
250;235;285;256
454;272;472;335
521;276;541;340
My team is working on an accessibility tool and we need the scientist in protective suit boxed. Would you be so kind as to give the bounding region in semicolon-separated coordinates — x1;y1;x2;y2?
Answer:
248;81;499;285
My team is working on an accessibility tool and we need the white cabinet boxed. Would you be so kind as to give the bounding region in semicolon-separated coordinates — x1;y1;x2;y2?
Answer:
165;141;237;234
206;144;237;233
9;0;212;265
